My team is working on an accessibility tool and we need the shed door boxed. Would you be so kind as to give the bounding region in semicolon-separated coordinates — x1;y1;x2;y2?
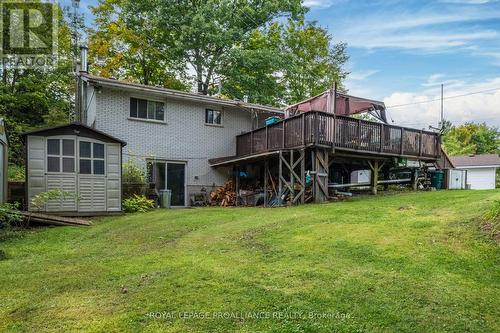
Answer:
77;139;107;212
45;138;77;212
449;170;465;190
106;143;121;211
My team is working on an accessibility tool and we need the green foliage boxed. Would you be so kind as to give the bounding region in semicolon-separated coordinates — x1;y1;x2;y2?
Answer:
88;0;347;105
30;189;76;211
443;122;499;156
280;20;348;103
481;200;500;242
0;202;22;229
122;158;146;184
8;164;25;182
88;0;189;89
485;200;500;221
0;4;75;166
122;194;155;213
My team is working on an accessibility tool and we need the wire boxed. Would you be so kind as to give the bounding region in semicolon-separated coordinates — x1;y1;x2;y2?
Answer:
386;86;500;109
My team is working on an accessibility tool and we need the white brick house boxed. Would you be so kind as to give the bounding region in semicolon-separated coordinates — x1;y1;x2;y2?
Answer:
77;73;282;206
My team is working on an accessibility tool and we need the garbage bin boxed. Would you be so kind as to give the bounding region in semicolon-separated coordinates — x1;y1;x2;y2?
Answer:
430;170;444;189
159;189;172;208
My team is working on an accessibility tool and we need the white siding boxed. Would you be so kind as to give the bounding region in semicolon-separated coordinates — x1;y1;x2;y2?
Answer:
465;167;496;190
27;136;46;211
92;88;253;202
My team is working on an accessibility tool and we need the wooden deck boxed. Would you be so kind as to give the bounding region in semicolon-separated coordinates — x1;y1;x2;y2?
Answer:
236;111;441;160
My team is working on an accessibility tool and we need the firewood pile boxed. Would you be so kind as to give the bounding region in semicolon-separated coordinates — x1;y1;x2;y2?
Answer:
210;180;237;206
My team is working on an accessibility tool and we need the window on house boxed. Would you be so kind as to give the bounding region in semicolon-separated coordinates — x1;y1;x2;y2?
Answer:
79;141;105;175
205;109;222;125
130;97;164;121
47;139;75;173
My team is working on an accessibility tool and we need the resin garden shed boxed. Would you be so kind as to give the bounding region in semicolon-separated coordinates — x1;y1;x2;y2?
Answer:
23;123;126;214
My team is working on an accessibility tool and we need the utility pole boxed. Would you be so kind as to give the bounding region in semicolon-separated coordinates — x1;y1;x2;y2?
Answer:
440;83;444;128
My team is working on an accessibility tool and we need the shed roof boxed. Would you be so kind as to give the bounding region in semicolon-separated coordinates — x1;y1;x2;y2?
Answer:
449;154;500;167
21;123;127;146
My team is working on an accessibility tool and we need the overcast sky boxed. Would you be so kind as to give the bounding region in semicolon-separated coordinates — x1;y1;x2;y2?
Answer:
63;0;500;129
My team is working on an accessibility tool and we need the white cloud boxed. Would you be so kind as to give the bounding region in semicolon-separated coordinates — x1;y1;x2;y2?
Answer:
303;0;336;9
421;73;465;88
383;77;500;129
333;6;500;55
342;30;498;52
348;69;379;81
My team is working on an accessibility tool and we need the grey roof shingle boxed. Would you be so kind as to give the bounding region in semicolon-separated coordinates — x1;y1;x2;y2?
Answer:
449;154;500;167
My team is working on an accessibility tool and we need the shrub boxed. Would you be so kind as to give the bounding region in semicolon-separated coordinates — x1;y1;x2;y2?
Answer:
123;157;146;184
123;194;155;213
8;164;25;182
0;202;23;229
30;189;78;212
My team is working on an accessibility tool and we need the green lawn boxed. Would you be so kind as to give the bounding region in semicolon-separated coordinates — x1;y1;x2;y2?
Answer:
1;191;499;332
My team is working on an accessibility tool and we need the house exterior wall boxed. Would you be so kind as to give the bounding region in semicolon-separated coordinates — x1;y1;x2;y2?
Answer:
90;87;253;203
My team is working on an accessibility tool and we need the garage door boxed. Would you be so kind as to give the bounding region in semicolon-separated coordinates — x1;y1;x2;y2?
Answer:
467;168;496;190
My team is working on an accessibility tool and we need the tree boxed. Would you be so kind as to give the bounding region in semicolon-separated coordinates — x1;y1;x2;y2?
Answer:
281;20;348;103
0;4;74;165
221;20;348;106
88;0;188;89
442;122;499;156
89;1;348;106
90;0;305;94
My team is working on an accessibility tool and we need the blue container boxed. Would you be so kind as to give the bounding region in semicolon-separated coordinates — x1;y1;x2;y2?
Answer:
265;116;281;126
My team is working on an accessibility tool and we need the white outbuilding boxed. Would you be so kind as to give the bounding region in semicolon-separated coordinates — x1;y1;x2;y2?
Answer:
23;123;126;214
450;154;500;190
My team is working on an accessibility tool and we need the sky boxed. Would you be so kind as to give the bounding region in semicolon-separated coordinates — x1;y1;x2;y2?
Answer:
63;0;500;130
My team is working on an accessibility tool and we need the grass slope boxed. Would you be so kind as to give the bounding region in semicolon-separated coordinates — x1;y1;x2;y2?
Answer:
1;191;499;333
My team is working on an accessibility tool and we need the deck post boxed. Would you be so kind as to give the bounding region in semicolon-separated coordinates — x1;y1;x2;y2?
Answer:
282;121;285;148
278;151;283;198
301;149;305;204
418;130;423;156
265;126;269;151
400;128;404;155
411;168;418;191
380;123;384;152
371;160;379;195
313;148;329;203
263;160;268;207
235;166;240;206
290;150;295;202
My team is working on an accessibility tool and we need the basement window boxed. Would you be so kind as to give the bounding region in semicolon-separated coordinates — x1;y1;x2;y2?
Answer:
130;97;165;121
205;109;222;125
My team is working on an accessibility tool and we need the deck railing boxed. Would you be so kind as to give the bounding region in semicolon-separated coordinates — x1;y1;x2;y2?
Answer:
236;111;441;159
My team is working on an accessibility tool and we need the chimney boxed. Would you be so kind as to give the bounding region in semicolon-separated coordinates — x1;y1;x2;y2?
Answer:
79;45;88;73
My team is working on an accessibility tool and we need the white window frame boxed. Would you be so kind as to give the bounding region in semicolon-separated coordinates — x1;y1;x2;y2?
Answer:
78;138;106;176
129;96;166;123
46;136;76;174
